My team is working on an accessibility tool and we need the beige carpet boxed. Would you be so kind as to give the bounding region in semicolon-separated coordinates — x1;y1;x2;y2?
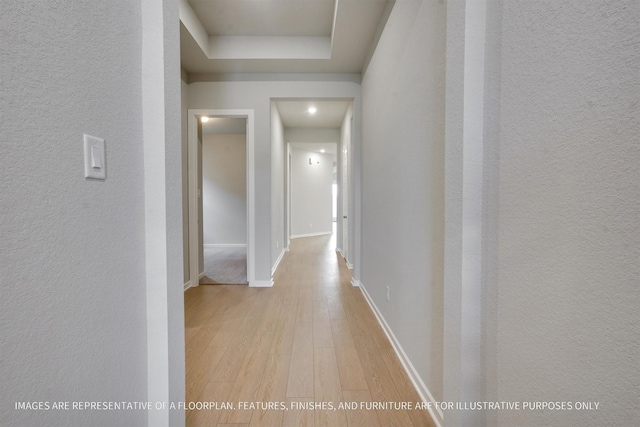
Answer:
199;246;247;285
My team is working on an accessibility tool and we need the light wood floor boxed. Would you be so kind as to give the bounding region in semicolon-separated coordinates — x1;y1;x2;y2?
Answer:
184;233;436;427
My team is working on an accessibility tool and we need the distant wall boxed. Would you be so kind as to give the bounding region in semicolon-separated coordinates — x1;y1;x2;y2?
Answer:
290;148;333;237
361;0;446;408
202;134;247;245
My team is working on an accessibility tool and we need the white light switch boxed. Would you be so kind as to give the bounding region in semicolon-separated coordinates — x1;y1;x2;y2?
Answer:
91;146;102;169
84;134;106;180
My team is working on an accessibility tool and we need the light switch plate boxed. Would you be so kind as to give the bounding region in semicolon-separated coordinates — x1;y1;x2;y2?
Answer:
84;134;106;180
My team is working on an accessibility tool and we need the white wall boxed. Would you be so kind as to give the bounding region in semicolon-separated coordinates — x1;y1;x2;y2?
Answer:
202;134;247;245
142;1;184;424
441;1;640;426
1;1;182;426
284;127;340;145
284;126;341;248
197;124;204;274
339;105;353;264
182;71;190;284
488;1;640;425
442;1;486;424
271;102;286;269
290;148;334;237
361;0;446;417
188;80;361;283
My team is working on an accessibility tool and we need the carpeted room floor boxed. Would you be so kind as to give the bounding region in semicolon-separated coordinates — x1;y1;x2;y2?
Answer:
199;246;247;285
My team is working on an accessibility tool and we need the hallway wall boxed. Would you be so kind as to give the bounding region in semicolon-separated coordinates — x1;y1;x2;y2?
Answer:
362;1;639;426
1;2;154;426
271;102;286;268
488;1;640;425
202;134;247;245
182;71;190;283
361;0;446;408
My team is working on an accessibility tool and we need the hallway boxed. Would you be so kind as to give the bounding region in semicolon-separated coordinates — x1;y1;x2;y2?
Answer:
184;234;436;426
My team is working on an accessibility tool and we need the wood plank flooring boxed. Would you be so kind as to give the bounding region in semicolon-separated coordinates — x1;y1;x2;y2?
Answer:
184;233;436;427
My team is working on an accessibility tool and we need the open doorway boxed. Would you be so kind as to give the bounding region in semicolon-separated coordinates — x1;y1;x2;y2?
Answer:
200;117;247;284
288;142;337;239
187;109;256;288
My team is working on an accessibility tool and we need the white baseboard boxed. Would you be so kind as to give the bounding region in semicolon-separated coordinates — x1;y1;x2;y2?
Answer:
272;248;287;276
249;279;273;288
203;243;247;248
358;281;444;427
290;231;332;239
185;272;206;290
351;277;361;287
346;260;353;269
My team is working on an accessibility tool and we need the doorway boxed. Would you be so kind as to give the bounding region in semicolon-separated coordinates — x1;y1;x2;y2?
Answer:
200;117;248;285
187;109;256;287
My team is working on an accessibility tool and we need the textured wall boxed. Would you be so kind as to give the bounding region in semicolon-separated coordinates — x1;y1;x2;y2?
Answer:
271;103;286;267
0;1;148;426
493;1;640;425
284;128;341;145
182;75;191;283
361;0;446;403
202;134;247;245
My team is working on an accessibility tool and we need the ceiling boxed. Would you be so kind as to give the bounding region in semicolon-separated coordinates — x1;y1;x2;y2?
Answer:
183;1;378;135
201;100;349;134
276;100;350;128
189;0;335;37
180;0;393;76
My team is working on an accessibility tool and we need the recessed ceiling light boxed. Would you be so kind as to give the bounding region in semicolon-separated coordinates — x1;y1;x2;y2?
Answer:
200;117;209;123
320;149;325;153
308;106;317;114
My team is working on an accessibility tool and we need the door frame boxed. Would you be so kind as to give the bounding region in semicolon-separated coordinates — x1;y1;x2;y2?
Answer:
187;109;256;287
340;128;349;263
